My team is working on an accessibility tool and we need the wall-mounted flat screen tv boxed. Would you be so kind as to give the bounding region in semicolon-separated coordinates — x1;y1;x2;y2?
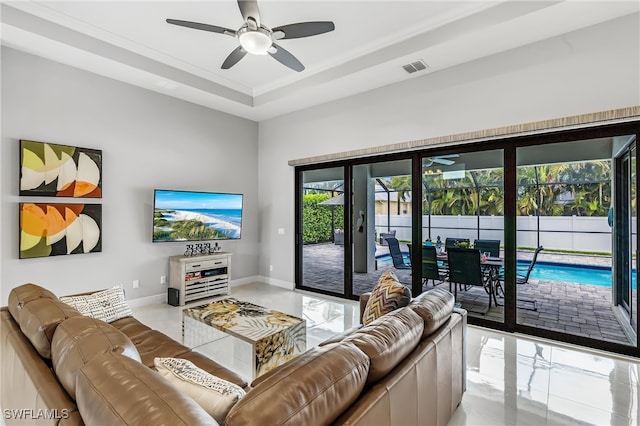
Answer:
153;189;243;242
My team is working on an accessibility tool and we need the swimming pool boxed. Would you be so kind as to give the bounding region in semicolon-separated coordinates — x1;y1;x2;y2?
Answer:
522;260;637;289
376;254;636;288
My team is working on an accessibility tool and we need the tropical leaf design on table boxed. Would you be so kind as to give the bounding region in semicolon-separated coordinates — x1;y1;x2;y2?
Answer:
185;298;307;377
285;322;308;353
20;140;102;198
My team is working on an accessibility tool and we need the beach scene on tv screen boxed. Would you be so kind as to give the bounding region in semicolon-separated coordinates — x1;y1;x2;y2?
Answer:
153;190;243;242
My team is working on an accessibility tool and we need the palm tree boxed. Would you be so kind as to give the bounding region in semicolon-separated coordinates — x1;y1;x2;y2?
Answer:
390;176;412;215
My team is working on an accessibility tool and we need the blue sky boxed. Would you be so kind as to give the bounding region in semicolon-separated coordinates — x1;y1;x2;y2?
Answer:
155;190;243;210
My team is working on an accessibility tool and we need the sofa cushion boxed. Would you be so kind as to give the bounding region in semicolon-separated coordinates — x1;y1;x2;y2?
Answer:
318;324;363;347
110;316;153;338
225;342;370;426
343;307;423;385
18;297;81;359
362;270;411;325
112;317;247;389
177;351;249;390
60;286;133;323
155;357;245;423
76;352;217;426
127;329;191;368
408;288;455;338
8;283;57;323
51;316;141;399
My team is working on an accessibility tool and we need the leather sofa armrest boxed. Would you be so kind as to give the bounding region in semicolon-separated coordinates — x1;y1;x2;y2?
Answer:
359;293;371;325
453;307;467;317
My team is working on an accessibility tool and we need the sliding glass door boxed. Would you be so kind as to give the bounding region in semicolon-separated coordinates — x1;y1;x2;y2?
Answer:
421;149;504;323
614;138;637;341
515;137;635;347
352;160;412;296
300;168;345;296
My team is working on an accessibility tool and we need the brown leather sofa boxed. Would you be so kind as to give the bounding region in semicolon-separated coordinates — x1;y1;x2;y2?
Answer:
1;283;466;425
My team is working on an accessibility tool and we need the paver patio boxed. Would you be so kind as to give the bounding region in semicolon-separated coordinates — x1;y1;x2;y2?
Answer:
302;243;635;346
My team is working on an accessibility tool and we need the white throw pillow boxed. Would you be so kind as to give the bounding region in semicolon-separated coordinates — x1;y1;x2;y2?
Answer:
154;357;246;423
60;286;132;323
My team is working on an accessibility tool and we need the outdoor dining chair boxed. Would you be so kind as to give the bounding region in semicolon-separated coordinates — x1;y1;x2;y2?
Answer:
379;230;397;246
447;247;495;314
421;245;447;287
495;245;543;311
386;237;411;270
473;239;501;257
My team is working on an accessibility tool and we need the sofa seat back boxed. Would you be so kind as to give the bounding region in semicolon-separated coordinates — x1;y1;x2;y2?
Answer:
334;310;466;426
1;308;82;426
225;342;370;426
76;352;217;426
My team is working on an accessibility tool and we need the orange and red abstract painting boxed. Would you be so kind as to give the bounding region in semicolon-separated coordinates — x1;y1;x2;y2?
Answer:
19;203;102;258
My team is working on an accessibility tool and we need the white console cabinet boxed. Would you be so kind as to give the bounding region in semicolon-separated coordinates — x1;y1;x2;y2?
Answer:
168;252;231;306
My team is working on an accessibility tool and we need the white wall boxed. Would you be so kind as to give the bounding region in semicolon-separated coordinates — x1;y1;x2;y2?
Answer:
0;47;260;304
258;14;640;285
376;214;614;253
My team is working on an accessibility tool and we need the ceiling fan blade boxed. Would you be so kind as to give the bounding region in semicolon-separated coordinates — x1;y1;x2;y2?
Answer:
272;21;335;39
222;46;248;69
432;158;456;166
269;43;305;72
435;154;460;159
166;19;235;36
237;0;261;28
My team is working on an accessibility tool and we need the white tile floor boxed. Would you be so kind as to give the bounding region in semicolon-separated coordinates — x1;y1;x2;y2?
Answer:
132;282;640;425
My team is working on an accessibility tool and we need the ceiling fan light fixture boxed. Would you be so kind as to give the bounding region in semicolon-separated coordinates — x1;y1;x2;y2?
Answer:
238;27;272;55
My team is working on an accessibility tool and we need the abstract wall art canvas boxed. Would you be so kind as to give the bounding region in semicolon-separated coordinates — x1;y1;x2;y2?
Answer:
19;203;102;259
20;140;102;198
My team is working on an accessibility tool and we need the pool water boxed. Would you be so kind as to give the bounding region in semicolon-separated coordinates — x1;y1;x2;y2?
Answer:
522;260;637;289
376;254;637;288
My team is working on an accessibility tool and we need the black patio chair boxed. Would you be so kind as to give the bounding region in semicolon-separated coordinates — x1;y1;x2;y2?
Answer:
517;245;544;285
386;237;411;270
421;245;447;287
379;230;396;246
495;246;543;311
473;239;501;257
447;247;494;314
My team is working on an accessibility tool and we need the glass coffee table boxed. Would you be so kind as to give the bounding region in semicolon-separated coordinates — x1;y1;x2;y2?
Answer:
182;298;306;378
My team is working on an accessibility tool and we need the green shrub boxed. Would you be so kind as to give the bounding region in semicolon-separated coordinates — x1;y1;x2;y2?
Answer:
303;194;344;244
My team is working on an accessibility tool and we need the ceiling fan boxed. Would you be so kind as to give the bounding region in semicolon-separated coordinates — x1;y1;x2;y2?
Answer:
424;154;460;167
166;0;335;72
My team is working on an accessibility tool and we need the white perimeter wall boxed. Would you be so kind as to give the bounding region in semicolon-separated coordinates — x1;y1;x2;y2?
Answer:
375;215;618;253
0;47;260;304
258;14;640;285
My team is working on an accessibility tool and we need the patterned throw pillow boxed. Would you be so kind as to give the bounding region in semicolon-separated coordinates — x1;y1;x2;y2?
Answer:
154;357;246;423
362;270;411;325
60;286;132;323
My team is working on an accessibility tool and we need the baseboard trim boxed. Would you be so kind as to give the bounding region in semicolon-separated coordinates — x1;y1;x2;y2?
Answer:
258;276;295;290
230;276;262;287
127;293;167;308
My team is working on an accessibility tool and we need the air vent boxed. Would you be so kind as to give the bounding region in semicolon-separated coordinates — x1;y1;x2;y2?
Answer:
402;59;428;74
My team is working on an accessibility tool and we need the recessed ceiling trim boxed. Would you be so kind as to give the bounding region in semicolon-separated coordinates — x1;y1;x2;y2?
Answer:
5;1;254;95
1;4;253;107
